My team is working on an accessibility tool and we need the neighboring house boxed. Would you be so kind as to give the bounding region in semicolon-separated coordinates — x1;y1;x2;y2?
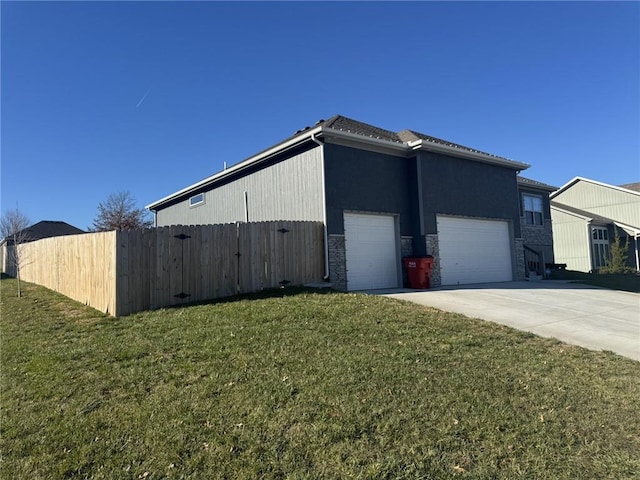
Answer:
1;220;85;274
517;176;557;276
148;115;553;290
1;220;85;246
550;177;640;272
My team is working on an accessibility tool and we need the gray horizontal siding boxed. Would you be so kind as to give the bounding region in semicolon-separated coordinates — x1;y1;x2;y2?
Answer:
156;146;324;226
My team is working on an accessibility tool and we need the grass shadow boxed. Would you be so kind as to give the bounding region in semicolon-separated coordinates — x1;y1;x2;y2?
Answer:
549;269;640;293
163;284;338;311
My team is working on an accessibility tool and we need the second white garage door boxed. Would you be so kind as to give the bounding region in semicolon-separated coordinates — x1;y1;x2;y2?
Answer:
437;216;513;286
344;213;398;290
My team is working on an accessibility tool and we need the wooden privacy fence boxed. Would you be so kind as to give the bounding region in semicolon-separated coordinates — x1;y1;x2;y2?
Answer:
5;221;324;316
3;231;117;313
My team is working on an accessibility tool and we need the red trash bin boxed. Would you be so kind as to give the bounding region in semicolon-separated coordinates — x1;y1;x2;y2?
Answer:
402;256;434;289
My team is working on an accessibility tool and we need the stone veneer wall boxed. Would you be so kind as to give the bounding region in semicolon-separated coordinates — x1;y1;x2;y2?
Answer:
521;218;553;249
328;234;347;291
515;238;526;280
425;234;441;287
400;236;413;287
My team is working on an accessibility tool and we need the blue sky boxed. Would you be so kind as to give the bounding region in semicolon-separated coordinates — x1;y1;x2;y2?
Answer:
2;1;638;230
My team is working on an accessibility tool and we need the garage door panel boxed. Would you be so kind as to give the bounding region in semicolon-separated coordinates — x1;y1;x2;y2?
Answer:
344;213;398;290
438;216;512;285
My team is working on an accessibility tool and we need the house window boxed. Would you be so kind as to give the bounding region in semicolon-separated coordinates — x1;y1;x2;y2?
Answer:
592;227;609;269
189;193;205;207
523;194;543;225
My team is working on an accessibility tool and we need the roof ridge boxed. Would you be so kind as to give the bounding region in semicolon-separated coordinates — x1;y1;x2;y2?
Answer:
321;115;402;143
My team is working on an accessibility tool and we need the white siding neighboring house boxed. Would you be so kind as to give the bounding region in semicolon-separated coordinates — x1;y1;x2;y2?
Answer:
550;177;640;272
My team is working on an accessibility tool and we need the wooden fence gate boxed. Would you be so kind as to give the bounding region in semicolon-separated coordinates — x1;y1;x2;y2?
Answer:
116;221;324;315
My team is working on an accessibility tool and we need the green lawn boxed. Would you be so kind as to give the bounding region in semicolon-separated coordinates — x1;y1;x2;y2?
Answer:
549;269;640;293
2;278;639;479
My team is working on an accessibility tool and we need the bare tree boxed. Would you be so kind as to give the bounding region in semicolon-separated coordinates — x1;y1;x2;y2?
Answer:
0;208;32;297
91;191;153;231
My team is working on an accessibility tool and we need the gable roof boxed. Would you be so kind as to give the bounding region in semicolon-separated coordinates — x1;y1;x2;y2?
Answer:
148;114;530;211
2;220;85;245
549;177;640;233
551;176;640;199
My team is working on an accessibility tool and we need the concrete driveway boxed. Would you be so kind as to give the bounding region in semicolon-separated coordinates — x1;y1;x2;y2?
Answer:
375;281;639;361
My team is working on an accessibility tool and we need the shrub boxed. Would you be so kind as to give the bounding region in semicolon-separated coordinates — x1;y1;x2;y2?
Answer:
599;229;634;274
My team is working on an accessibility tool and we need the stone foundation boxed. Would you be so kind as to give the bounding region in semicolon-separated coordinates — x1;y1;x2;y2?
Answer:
515;238;526;281
328;234;347;291
425;234;441;287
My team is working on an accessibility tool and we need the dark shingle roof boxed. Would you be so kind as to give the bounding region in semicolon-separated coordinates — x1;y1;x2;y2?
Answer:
620;182;640;192
319;115;515;162
321;115;402;143
398;129;511;161
3;220;85;245
517;176;558;191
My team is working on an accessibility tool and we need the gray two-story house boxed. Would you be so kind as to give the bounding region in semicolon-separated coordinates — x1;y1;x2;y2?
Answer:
147;115;553;290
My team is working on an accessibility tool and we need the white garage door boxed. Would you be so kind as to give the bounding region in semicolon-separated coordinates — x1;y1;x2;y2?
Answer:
437;216;512;286
344;213;398;290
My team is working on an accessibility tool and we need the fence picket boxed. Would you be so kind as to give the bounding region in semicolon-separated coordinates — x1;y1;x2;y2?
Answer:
3;221;323;316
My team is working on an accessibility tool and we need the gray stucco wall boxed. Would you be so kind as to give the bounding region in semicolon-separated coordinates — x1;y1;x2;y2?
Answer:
156;145;325;226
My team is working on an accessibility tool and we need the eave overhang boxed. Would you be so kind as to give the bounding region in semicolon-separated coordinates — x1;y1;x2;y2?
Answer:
550;176;640;200
407;139;530;171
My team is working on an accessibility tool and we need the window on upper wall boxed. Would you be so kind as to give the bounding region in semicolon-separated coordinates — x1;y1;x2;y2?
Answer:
189;193;205;207
523;194;543;225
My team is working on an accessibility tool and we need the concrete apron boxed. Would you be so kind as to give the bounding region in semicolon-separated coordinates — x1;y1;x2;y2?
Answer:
369;281;640;361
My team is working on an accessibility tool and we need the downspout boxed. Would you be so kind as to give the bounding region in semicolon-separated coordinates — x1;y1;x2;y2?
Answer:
244;191;249;223
635;235;639;272
416;154;425;237
311;132;330;280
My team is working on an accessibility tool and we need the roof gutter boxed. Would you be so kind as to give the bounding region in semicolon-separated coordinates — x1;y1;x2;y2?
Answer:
407;139;530;171
147;125;324;210
320;128;409;154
